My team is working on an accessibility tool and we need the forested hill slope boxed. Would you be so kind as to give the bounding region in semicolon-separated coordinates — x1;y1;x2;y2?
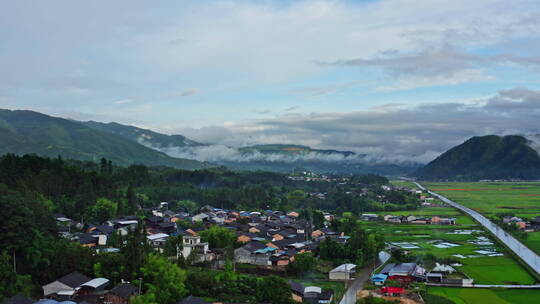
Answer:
416;135;540;181
82;120;203;149
0;109;209;169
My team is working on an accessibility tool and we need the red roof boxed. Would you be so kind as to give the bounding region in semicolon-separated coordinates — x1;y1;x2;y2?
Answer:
381;287;404;294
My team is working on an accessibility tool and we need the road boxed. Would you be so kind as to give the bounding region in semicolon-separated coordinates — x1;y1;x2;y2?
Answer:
339;252;391;304
416;182;540;276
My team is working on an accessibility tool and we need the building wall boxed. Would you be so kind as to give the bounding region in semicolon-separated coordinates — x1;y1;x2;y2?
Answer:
105;294;130;304
329;272;350;281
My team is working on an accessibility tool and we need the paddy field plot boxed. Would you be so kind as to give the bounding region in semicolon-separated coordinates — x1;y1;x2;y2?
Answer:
363;222;536;284
422;182;540;219
427;287;540;304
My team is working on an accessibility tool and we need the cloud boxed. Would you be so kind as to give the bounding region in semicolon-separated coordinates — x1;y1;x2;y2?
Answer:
174;88;200;97
175;88;540;164
114;98;134;105
252;109;272;115
323;45;540;90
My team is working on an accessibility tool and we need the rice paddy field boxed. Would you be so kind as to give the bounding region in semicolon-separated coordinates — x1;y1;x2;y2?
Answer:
426;287;540;304
421;182;540;219
384;181;540;302
364;221;536;285
421;182;540;254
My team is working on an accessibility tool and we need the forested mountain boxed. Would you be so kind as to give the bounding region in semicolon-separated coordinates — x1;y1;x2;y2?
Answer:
0;109;208;169
416;135;540;180
239;144;355;157
82;120;203;149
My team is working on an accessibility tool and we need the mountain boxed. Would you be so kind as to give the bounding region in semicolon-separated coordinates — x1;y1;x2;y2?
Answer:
239;144;355;157
416;135;540;180
82;120;203;149
0;109;209;169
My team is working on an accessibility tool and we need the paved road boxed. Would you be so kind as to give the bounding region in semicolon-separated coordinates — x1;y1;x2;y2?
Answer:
416;182;540;276
339;252;391;304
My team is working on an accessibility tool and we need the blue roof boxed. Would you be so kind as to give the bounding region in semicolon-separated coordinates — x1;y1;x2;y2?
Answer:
254;247;277;254
35;300;59;304
371;274;388;281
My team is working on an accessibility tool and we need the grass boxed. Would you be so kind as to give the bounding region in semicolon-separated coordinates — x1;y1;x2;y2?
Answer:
524;231;540;254
458;256;536;285
427;287;540;304
391;180;420;189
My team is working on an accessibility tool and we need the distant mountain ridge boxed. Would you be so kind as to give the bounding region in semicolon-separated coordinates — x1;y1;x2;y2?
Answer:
0;109;209;169
416;135;540;180
82;120;203;149
238;144;356;157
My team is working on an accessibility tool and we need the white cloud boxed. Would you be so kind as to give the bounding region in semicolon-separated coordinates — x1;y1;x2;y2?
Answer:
114;98;134;105
174;88;540;164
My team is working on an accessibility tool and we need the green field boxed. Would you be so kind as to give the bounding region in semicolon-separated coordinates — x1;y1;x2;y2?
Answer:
421;182;540;219
363;221;536;284
391;180;420;189
427;287;540;304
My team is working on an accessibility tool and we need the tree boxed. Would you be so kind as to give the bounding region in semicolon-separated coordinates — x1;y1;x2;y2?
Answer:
121;220;149;280
177;200;198;214
163;235;182;257
313;210;325;229
140;254;188;304
199;225;236;249
288;252;316;276
0;251;32;301
88;198;118;224
257;276;293;304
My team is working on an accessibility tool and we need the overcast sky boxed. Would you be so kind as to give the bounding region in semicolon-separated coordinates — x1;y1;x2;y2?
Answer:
1;0;540;161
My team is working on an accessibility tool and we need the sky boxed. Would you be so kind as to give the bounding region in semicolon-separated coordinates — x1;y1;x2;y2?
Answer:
1;0;540;162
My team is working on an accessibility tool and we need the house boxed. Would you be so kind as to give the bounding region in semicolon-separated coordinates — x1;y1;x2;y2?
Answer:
147;233;169;248
191;213;210;222
77;278;110;295
379;263;425;285
370;274;388;286
1;295;33;304
237;232;257;243
176;296;210;304
42;271;92;297
287;211;300;218
105;283;139;304
234;241;272;265
289;281;305;302
360;214;378;221
181;235;210;263
329;263;356;281
303;286;333;304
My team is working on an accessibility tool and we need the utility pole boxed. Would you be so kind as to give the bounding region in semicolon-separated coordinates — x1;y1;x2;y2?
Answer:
138;278;143;295
13;251;16;273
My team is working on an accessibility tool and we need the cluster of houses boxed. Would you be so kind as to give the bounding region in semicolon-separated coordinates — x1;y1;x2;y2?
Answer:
0;271;142;304
503;215;540;232
383;214;456;225
234;213;355;267
370;261;474;297
43;203;361;304
358;213;456;225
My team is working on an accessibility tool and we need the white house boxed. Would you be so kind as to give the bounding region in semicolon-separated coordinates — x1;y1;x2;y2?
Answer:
329;263;356;280
181;235;210;263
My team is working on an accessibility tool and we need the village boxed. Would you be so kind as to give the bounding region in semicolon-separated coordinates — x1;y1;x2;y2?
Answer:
4;181;495;304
